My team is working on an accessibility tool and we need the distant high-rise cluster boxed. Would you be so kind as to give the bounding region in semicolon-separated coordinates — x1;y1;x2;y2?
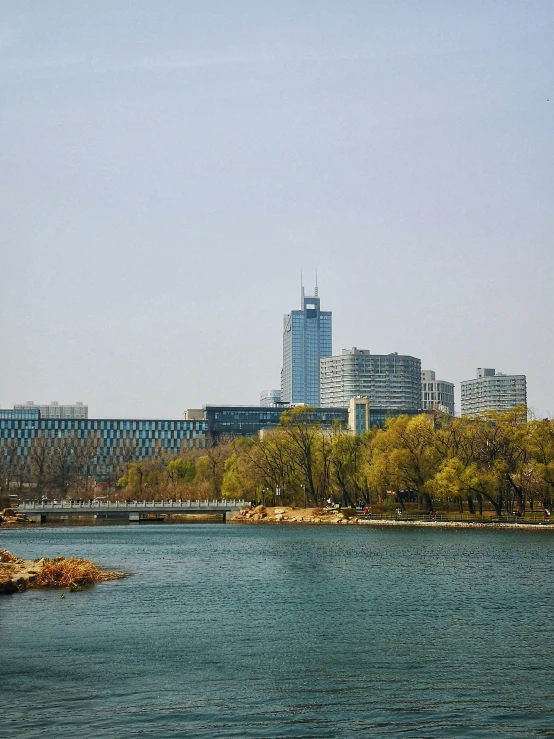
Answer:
0;287;530;489
13;401;88;419
267;282;528;423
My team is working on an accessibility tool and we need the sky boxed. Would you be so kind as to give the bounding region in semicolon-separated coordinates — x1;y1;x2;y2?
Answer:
1;1;553;419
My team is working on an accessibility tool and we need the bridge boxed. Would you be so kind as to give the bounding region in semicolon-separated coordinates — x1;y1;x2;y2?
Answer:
17;499;246;524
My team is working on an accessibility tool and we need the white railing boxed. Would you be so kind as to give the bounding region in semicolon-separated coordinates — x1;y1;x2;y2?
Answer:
18;499;246;511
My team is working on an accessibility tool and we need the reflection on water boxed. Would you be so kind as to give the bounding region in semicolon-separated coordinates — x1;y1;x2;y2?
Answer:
1;525;553;738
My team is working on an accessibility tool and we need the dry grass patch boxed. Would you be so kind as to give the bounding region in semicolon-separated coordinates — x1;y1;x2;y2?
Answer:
33;556;126;590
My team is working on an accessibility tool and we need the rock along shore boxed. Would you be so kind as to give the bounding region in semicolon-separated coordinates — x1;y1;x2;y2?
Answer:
0;549;126;595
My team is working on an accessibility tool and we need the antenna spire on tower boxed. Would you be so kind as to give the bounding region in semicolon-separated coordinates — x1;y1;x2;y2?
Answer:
315;269;318;297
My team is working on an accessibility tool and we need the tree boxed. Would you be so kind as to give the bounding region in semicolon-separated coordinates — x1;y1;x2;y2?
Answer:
527;418;554;509
0;438;22;494
425;415;483;513
167;458;196;485
454;408;529;516
278;406;331;504
195;435;234;499
238;432;294;502
329;430;370;506
49;434;78;492
366;415;443;512
30;434;52;499
118;461;147;496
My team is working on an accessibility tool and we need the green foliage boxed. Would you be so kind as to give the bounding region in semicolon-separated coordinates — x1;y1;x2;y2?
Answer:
167;458;196;483
221;454;243;499
194;456;211;481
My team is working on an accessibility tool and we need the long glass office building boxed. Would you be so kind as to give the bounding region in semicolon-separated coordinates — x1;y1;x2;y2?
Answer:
0;410;207;481
204;405;347;441
281;285;332;406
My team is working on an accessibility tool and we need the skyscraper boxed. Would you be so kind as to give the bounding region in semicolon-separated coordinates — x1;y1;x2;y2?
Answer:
281;284;332;406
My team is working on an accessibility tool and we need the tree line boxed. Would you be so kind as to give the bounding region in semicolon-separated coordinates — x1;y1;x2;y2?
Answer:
111;406;554;515
2;406;554;515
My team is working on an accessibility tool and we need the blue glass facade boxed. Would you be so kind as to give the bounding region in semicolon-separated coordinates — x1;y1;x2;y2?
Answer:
0;413;208;480
367;408;421;429
281;288;332;406
355;403;366;436
206;405;347;440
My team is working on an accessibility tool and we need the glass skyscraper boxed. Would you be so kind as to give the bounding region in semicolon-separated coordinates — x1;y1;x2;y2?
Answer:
281;285;332;406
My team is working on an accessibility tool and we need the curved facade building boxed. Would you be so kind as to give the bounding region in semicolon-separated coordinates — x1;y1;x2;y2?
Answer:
320;348;422;411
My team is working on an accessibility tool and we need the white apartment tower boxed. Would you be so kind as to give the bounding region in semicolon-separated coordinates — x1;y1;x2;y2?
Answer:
460;368;527;416
421;370;455;415
320;348;422;410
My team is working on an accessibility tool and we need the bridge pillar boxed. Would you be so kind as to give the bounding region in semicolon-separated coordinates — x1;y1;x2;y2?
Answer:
129;512;140;522
27;513;47;524
222;511;227;523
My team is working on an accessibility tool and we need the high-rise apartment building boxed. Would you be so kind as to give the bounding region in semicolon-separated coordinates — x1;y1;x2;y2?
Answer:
460;368;527;416
281;285;332;406
421;370;455;415
13;401;88;419
320;348;422;410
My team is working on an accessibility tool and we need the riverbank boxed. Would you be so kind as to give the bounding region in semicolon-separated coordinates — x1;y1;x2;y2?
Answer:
230;505;554;530
3;505;551;531
0;508;33;527
0;549;127;594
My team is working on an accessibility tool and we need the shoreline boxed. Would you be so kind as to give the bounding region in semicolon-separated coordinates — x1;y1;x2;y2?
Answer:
2;506;552;532
230;506;554;531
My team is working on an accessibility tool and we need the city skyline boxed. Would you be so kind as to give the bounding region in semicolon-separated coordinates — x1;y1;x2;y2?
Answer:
1;3;552;418
0;283;535;418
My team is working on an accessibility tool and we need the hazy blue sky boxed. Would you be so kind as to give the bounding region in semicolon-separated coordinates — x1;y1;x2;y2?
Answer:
1;1;553;418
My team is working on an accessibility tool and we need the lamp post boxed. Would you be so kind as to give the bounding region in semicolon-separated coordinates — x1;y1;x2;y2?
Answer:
300;484;306;509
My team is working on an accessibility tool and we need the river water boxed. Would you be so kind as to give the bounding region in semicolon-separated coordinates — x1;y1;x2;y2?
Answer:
1;524;553;738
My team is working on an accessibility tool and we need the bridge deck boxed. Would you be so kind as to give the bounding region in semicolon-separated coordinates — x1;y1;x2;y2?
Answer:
18;500;245;517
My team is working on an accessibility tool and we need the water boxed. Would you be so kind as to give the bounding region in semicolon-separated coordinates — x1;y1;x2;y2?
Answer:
1;524;553;738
